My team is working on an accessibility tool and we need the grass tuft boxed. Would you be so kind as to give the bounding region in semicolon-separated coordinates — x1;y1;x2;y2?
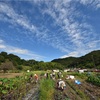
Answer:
39;79;54;100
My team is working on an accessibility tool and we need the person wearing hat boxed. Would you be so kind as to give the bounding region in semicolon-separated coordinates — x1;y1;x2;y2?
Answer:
34;74;39;83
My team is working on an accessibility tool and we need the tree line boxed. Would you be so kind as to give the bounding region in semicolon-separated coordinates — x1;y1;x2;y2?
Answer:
52;50;100;69
0;51;64;72
0;50;100;72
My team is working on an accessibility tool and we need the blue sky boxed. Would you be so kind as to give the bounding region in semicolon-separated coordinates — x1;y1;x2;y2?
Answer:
0;0;100;62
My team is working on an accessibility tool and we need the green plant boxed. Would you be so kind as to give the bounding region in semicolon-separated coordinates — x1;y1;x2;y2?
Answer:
39;79;54;100
87;75;100;86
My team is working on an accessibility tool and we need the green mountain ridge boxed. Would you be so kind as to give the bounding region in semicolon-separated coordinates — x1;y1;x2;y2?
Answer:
0;50;100;71
51;50;100;69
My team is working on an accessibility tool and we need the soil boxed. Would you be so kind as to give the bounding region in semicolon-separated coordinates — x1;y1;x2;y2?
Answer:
77;81;100;100
54;79;100;100
0;73;100;100
54;81;82;100
22;83;39;100
24;79;100;100
0;73;23;78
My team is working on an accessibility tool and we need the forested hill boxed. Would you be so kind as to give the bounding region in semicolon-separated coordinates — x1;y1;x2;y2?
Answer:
51;50;100;69
0;51;64;71
0;50;100;71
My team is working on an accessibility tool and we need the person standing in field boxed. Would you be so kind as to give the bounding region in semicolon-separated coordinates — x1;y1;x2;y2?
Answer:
57;71;62;79
34;74;39;83
46;72;49;79
52;71;56;80
50;73;53;79
29;74;33;83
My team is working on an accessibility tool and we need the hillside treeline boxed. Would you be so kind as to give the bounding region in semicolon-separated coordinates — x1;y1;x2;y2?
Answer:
0;52;63;72
52;50;100;69
0;50;100;72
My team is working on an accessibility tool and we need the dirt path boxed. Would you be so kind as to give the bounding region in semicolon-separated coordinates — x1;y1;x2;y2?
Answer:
54;78;100;100
64;82;82;100
22;83;39;100
22;78;100;100
78;81;100;100
66;80;100;100
0;73;23;78
54;80;82;100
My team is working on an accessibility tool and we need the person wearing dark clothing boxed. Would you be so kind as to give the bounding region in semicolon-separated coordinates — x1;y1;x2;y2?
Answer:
46;72;49;79
57;72;61;79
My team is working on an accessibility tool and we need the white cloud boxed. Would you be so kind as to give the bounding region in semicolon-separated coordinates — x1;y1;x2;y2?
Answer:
0;1;99;61
79;0;93;5
41;1;93;47
0;2;85;53
97;3;100;8
87;40;100;48
0;3;36;32
79;0;100;9
29;0;100;54
0;39;44;60
0;39;5;48
6;46;44;60
0;44;6;49
60;51;79;58
60;47;99;58
7;47;29;54
0;39;4;43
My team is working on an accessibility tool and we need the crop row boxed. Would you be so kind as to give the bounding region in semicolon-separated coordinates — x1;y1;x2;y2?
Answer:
0;73;34;99
87;75;100;86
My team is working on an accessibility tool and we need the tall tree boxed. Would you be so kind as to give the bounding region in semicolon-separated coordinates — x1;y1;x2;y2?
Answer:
0;61;15;73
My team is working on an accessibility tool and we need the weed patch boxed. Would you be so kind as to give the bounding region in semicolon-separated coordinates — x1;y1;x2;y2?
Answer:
39;79;54;100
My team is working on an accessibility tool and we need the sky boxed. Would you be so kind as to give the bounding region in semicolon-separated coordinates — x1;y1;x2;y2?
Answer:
0;0;100;62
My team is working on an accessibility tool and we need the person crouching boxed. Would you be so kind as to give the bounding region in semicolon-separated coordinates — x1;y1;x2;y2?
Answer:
34;74;39;83
57;79;66;91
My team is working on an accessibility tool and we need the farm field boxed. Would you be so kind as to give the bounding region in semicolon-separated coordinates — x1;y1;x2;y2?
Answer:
53;72;100;100
0;0;100;99
0;71;100;100
0;73;23;78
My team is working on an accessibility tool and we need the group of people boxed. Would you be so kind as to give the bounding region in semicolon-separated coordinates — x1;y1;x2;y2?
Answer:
28;71;66;91
29;73;39;83
44;71;66;91
44;71;63;79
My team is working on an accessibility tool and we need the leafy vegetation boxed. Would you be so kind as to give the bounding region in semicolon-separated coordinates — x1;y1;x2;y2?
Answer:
87;75;100;86
39;79;55;100
0;72;37;99
0;71;100;99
